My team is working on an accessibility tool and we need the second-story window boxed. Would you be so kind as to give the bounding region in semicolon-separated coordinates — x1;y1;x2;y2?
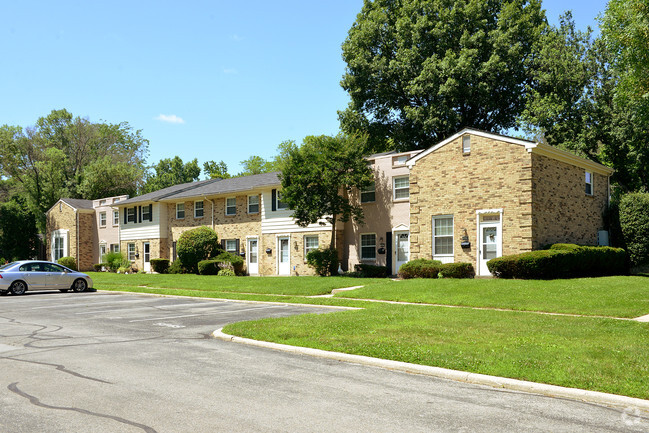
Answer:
393;176;410;200
361;181;375;203
99;212;107;227
585;171;593;195
226;197;236;215
276;192;288;210
142;205;151;221
176;203;185;219
113;210;119;226
195;201;204;218
127;207;136;223
248;195;259;214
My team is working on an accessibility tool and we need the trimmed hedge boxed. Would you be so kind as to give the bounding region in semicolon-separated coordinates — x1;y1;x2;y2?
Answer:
214;252;244;276
57;256;77;271
353;264;390;278
619;193;649;266
306;248;338;276
150;258;170;274
398;259;474;279
177;226;222;273
487;244;627;279
198;259;220;275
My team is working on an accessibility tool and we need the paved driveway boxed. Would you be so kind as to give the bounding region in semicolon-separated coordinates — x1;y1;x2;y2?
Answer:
0;291;645;432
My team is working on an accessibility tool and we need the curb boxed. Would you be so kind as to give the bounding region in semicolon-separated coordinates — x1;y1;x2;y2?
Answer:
213;328;649;414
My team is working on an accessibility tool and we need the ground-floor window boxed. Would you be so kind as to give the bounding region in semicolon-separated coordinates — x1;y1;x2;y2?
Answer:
304;235;319;258
110;243;120;253
128;243;136;261
360;233;376;260
225;239;238;253
432;215;454;257
52;230;68;261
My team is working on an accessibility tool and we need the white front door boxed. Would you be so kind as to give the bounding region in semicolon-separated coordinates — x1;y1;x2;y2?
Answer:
478;224;501;276
247;238;259;275
278;237;290;275
143;242;151;272
394;231;410;274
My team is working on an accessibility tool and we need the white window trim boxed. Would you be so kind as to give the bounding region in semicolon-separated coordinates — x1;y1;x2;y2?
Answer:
176;203;185;219
248;195;260;214
585;171;593;196
194;200;204;218
113;210;119;226
127;207;136;223
304;235;319;258
432;215;454;260
393;176;410;201
462;135;471;154
360;233;377;261
225;239;238;253
51;229;69;261
99;212;107;227
142;205;151;221
127;243;136;261
276;191;288;211
225;197;236;216
360;181;376;204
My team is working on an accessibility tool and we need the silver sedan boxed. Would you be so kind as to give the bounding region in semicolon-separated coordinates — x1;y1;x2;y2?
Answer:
0;260;94;296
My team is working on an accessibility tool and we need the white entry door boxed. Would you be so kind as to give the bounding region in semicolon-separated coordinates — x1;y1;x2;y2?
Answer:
278;237;290;275
247;238;259;275
478;224;501;276
143;242;151;272
394;231;410;274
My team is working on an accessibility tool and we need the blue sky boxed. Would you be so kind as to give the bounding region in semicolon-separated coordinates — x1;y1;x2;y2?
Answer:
1;0;608;176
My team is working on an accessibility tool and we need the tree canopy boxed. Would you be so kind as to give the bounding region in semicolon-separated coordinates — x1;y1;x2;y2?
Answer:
279;134;373;248
339;0;547;153
142;156;201;193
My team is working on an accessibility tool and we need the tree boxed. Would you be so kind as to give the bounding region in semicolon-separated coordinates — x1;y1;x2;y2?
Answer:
339;0;547;153
237;155;277;176
0;109;149;231
0;197;39;261
177;226;222;274
279;134;373;248
142;156;201;194
203;160;231;179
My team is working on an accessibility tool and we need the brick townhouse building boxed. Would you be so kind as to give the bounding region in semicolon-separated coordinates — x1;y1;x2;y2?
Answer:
46;129;613;276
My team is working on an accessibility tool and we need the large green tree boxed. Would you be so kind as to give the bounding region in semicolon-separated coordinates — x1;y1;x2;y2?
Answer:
0;197;40;261
0;109;149;230
203;160;231;179
142;156;201;193
279;134;373;248
339;0;547;152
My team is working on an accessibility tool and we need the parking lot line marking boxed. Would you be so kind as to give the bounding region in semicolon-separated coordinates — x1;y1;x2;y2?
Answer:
128;305;285;323
26;298;154;310
74;301;225;315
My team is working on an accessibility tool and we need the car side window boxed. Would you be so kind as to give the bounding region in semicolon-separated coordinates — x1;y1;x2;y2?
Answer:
19;265;30;272
48;264;65;272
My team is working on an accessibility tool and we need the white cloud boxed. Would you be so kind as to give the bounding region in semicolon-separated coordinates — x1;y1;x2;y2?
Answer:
155;114;185;124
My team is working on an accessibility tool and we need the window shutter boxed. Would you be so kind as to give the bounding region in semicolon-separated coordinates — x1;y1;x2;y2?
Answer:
386;231;393;274
148;204;153;221
138;206;142;223
235;239;240;254
271;189;276;211
132;207;137;223
220;240;226;250
123;209;127;225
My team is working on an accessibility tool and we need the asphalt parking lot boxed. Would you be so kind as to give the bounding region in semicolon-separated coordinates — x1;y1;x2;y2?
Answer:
0;290;645;433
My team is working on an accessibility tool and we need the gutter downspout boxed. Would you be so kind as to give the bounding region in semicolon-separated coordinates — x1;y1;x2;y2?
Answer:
204;196;215;231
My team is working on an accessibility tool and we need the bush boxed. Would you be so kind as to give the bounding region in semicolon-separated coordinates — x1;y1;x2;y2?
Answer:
214;252;244;275
105;252;127;272
150;258;170;274
488;244;627;279
198;259;220;275
168;259;186;274
217;268;236;277
57;256;77;270
177;227;222;273
398;259;442;279
353;264;390;278
306;248;338;276
619;193;649;266
438;262;475;279
93;263;108;272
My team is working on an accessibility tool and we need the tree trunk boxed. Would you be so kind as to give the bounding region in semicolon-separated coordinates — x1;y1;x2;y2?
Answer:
330;213;336;250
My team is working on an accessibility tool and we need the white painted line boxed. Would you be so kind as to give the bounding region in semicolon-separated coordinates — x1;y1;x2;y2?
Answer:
129;305;285;323
27;298;153;310
75;301;230;315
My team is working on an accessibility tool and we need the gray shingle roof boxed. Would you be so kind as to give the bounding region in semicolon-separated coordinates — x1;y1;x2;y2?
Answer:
118;178;222;206
60;198;94;210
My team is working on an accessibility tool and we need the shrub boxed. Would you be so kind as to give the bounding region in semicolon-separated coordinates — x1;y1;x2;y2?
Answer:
93;263;108;272
398;259;442;279
198;259;220;275
117;266;130;274
353;264;390;278
168;259;186;274
217;268;236;277
57;256;77;270
619;193;649;266
214;252;244;275
488;244;627;279
306;248;338;276
150;258;170;274
438;262;475;279
105;252;127;272
177;227;222;273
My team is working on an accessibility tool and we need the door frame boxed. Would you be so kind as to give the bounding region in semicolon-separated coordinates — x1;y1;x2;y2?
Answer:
393;230;410;275
475;209;503;276
277;236;291;276
143;242;151;273
247;237;259;275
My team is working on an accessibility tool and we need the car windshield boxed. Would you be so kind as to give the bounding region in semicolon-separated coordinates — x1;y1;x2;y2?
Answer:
0;262;17;270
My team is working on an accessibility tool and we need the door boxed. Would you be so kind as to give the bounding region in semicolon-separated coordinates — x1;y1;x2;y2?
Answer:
479;224;500;276
143;242;151;272
247;239;259;275
278;237;290;275
394;231;410;274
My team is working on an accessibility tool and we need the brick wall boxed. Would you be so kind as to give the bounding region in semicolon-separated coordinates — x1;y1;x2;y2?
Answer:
77;213;96;271
260;230;334;276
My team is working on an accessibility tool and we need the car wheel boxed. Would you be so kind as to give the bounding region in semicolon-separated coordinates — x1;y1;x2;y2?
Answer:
59;289;69;293
72;279;87;293
10;281;27;296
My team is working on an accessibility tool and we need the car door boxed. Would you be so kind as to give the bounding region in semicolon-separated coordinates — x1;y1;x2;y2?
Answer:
43;263;69;289
19;263;48;289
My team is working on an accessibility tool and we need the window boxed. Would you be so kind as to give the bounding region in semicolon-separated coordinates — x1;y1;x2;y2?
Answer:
585;171;593;195
99;199;107;206
248;195;259;214
128;243;136;261
194;200;204;218
432;215;454;256
142;205;151;221
304;235;319;257
361;182;376;203
127;207;136;223
393;155;408;166
113;197;120;203
113;210;119;226
226;197;236;215
53;233;66;261
176;203;185;219
225;239;237;253
360;234;376;260
276;191;288;210
99;212;107;227
393;176;410;200
462;135;471;153
110;244;119;253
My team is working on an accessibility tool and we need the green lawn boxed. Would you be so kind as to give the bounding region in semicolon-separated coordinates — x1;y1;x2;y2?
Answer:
335;276;649;318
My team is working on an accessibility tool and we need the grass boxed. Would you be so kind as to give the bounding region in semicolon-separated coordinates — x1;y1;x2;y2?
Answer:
90;272;649;399
335;276;649;318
